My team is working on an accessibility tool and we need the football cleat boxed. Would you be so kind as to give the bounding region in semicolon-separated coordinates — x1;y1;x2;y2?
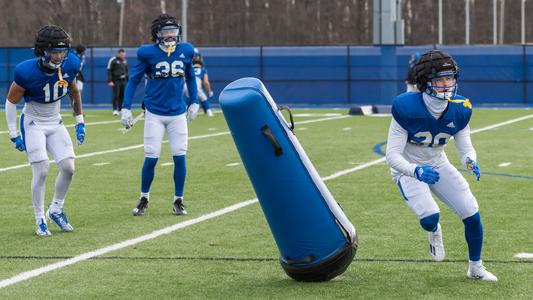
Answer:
47;207;74;232
36;218;52;236
206;109;214;117
113;110;119;116
172;197;187;215
428;223;445;261
467;261;498;281
133;196;149;216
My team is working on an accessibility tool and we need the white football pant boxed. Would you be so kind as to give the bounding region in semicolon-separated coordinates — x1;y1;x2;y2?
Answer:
396;162;479;220
143;110;188;158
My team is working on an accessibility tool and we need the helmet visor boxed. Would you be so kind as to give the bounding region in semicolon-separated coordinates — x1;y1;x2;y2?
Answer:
158;26;179;42
44;48;69;64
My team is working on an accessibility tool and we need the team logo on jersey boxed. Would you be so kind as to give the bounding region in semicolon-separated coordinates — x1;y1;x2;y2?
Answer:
179;53;185;58
446;122;455;128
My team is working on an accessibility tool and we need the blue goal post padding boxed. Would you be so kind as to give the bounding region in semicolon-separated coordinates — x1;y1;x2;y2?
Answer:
219;77;357;281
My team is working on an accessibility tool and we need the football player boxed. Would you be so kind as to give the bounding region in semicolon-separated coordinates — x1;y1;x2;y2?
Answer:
121;14;199;216
5;25;85;236
385;50;497;281
184;48;214;117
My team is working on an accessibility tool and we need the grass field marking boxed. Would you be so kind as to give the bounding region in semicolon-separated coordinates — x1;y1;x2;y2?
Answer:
0;115;348;173
322;157;387;181
0;120;122;135
470;114;533;134
0;199;259;290
514;253;533;259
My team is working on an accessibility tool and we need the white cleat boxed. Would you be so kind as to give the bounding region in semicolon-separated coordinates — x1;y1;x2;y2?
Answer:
206;109;214;117
36;218;52;237
428;223;445;261
467;260;498;281
113;110;119;116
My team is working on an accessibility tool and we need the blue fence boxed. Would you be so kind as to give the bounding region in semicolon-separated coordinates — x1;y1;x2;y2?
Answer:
1;45;532;106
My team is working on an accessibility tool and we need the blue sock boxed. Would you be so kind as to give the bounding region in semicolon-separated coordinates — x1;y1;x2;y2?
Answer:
463;212;483;261
173;155;186;197
201;100;211;112
141;157;158;193
419;213;439;232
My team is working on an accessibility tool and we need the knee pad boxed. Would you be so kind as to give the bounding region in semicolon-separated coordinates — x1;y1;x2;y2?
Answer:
57;158;75;176
420;213;440;232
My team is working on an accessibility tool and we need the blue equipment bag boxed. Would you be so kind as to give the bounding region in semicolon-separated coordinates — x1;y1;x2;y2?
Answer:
219;78;357;281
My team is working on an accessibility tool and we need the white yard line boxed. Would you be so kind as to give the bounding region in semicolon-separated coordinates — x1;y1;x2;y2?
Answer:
0;120;121;135
0;115;349;173
0;113;531;289
514;253;533;259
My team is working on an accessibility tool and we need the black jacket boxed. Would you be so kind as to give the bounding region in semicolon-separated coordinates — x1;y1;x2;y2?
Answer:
107;56;129;82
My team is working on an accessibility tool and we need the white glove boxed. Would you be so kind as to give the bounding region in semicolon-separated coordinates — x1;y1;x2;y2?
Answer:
121;108;133;128
186;103;200;121
208;91;214;98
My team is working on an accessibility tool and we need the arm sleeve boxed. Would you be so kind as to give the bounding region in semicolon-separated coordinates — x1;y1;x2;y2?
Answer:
5;99;18;138
123;52;147;110
454;124;477;166
185;60;199;104
385;118;418;177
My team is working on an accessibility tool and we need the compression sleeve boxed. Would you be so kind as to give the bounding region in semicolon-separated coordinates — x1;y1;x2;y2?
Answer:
385;118;418;177
5;99;18;138
454;125;477;166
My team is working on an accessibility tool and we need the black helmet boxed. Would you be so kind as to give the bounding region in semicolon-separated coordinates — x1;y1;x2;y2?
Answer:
75;44;86;55
34;25;71;57
414;50;459;93
150;14;181;44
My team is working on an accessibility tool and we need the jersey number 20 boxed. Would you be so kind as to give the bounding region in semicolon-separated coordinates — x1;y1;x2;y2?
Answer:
413;131;451;147
43;82;68;102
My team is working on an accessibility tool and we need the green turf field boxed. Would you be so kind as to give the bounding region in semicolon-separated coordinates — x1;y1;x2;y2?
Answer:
0;108;532;299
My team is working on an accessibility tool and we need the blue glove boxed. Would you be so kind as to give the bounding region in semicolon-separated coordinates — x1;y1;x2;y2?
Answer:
10;136;25;152
466;158;481;181
415;165;440;184
75;123;85;145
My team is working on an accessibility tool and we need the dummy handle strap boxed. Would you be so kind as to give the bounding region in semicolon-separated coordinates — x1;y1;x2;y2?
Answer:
261;125;283;157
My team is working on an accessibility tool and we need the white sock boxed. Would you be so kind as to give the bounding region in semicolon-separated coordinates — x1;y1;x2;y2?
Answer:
50;198;65;213
31;161;49;221
141;192;150;199
469;260;482;267
174;195;183;201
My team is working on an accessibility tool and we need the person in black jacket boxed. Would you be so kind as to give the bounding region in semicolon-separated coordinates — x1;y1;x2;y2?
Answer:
107;49;129;115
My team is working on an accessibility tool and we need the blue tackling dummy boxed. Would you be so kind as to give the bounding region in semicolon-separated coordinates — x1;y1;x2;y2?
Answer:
219;78;357;282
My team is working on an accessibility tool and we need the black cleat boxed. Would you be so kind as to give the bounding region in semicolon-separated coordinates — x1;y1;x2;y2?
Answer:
133;197;149;216
172;198;187;215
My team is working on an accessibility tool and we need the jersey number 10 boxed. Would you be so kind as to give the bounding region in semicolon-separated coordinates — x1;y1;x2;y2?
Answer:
43;81;68;102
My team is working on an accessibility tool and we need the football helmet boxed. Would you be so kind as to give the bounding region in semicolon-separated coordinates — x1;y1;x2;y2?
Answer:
193;48;203;65
151;14;181;48
34;25;71;69
414;50;459;100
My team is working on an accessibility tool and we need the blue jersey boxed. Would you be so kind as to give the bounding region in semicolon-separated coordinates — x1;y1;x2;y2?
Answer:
124;43;198;116
391;92;472;147
14;53;81;103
